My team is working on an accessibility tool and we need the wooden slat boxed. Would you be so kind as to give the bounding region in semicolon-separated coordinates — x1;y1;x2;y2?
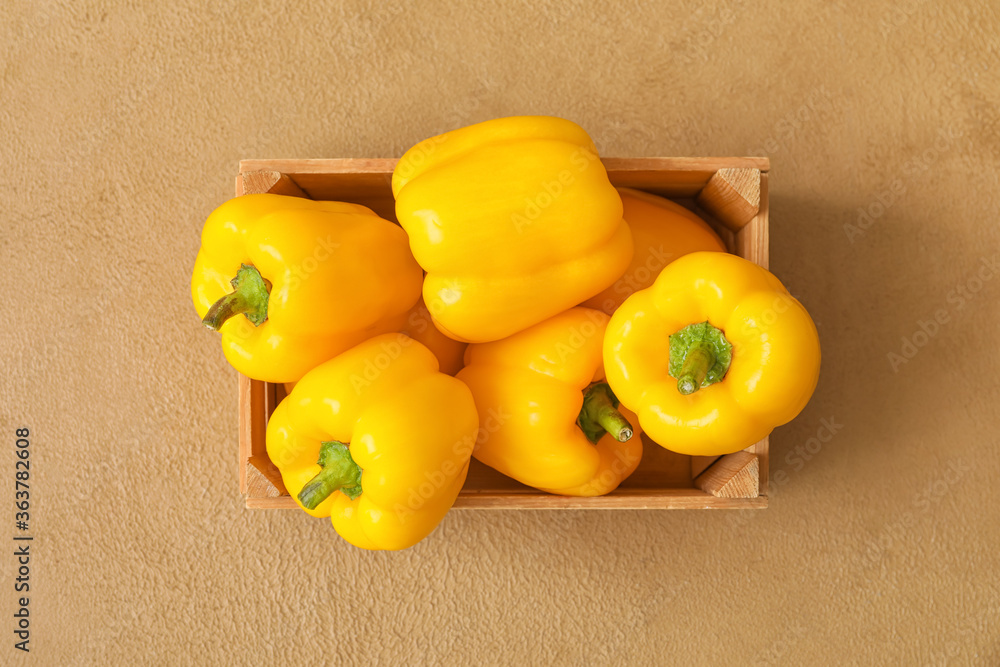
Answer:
748;436;770;497
696;168;761;231
245;382;287;495
462;440;694;492
262;382;279;429
247;489;768;510
606;158;766;198
620;435;693;487
239;156;770;175
454;489;766;509
736;172;769;269
246;497;296;509
246;464;283;499
694;452;760;498
676;198;738;254
238;157;770;201
239;157;398;174
238;374;250;495
604;156;769;172
735;172;769;493
240;170;310;197
280;175;395;213
238;375;265;496
236;177;248;495
240;378;288;498
691;456;720;479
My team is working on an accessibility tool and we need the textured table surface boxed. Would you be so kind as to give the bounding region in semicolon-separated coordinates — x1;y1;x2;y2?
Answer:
3;1;998;664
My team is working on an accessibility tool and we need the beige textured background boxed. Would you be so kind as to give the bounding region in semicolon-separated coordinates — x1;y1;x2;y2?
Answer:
3;0;999;664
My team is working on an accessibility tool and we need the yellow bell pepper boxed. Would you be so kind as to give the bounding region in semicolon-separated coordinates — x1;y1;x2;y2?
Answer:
266;334;479;550
280;297;469;397
583;187;726;314
398;298;468;376
392;116;633;343
604;252;821;456
191;194;422;383
457;308;642;496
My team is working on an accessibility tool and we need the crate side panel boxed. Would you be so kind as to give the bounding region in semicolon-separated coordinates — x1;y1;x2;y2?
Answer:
736;172;769;269
244;491;767;510
240;158;772;508
617;435;693;488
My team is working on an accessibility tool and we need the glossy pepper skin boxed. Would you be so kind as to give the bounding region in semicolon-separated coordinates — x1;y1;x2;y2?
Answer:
457;308;642;496
266;334;479;551
280;297;469;398
398;299;468;376
583;188;726;315
604;252;821;457
392;116;633;343
191;194;422;383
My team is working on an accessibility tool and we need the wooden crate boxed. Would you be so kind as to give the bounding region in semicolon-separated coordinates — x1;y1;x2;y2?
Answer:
235;157;770;510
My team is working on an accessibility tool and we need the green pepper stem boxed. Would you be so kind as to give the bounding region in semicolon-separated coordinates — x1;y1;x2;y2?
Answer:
297;441;363;510
202;263;271;331
202;292;248;331
668;321;733;396
677;343;715;395
577;383;633;445
597;403;633;442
